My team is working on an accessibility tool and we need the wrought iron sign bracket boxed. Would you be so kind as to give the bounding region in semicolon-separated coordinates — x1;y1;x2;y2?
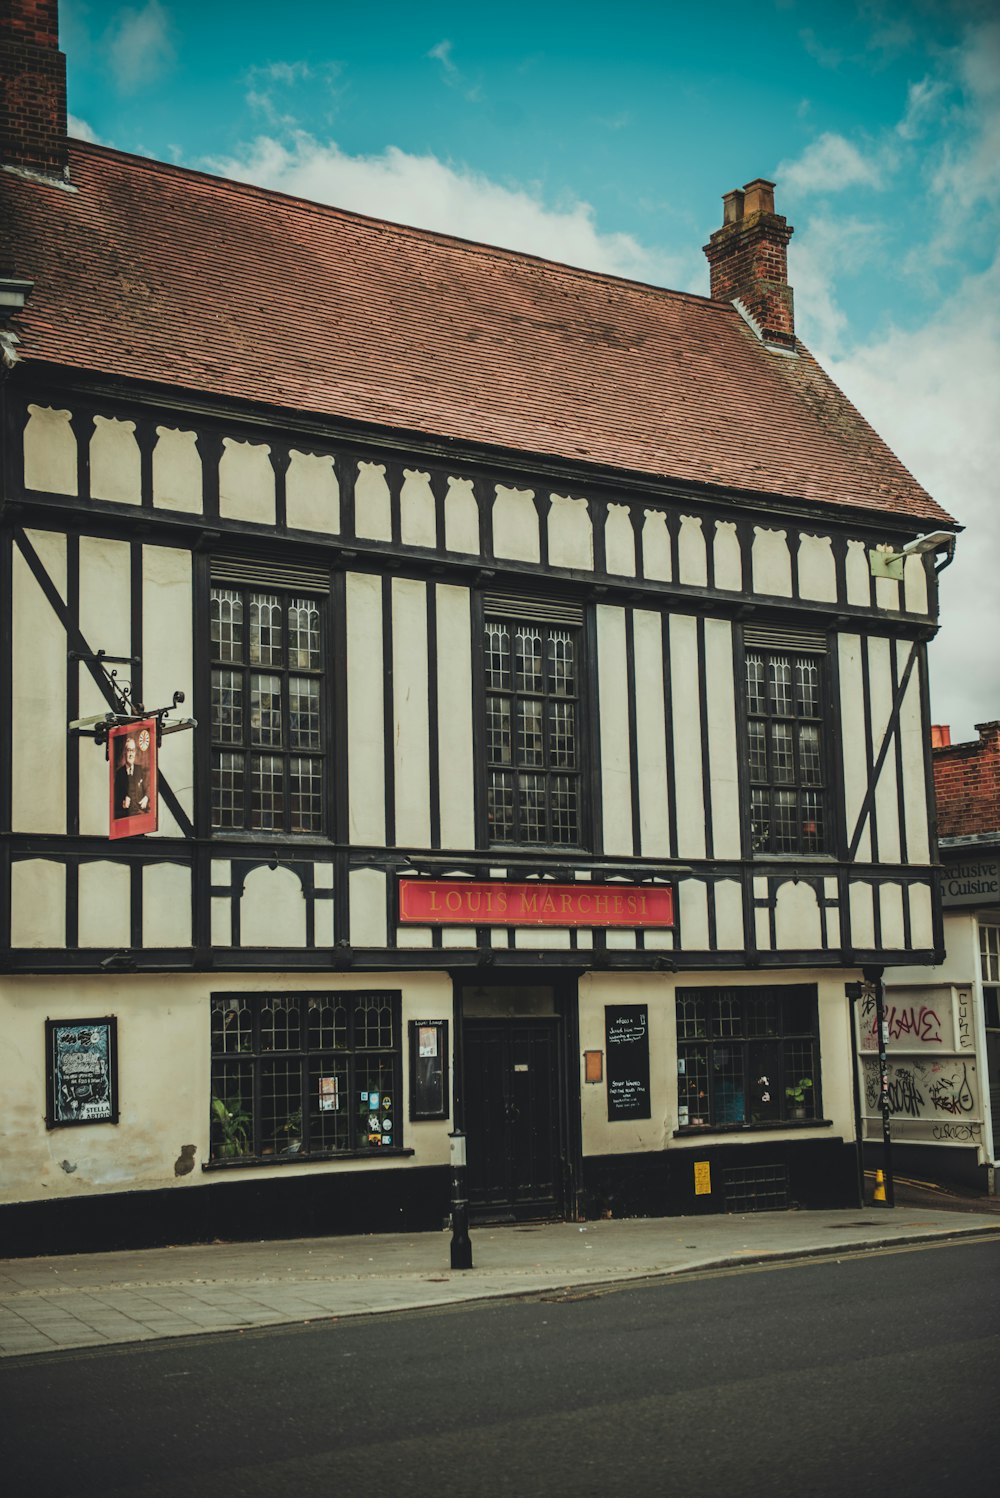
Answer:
68;651;196;756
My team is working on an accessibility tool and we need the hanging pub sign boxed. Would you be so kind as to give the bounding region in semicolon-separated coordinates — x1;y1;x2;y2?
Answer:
46;1017;119;1127
398;879;673;928
109;718;158;839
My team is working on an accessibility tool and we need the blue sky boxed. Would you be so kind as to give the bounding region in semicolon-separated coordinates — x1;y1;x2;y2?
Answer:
63;0;999;738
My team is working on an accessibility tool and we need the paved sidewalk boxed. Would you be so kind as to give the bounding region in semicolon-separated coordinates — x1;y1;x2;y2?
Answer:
3;1206;998;1359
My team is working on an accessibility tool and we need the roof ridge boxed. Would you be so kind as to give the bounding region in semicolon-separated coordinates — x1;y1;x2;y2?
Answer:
64;139;726;312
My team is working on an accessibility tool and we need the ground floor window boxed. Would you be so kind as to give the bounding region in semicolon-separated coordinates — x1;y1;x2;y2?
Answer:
676;985;819;1129
209;991;401;1162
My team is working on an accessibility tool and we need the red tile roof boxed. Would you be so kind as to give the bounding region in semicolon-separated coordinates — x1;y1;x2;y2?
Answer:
1;142;952;525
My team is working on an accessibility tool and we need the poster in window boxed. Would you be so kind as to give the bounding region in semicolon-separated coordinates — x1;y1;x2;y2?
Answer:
318;1076;339;1112
46;1017;119;1127
409;1019;449;1120
108;718;158;839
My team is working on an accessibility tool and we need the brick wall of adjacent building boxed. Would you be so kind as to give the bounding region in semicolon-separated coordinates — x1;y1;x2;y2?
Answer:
0;0;67;179
933;721;1000;838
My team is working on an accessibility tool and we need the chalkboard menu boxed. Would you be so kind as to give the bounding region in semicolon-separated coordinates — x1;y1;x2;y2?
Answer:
605;1005;651;1120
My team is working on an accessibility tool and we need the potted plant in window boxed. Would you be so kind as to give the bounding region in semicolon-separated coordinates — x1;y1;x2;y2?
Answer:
280;1107;303;1154
785;1077;813;1120
211;1094;252;1157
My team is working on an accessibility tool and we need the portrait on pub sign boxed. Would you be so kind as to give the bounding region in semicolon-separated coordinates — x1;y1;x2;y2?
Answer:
108;718;158;839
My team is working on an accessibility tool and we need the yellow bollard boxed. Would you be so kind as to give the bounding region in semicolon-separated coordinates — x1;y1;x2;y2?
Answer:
873;1169;887;1204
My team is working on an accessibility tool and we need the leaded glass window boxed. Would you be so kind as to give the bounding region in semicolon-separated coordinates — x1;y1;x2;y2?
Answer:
210;587;325;833
484;616;584;846
209;992;402;1162
745;646;828;855
676;986;819;1130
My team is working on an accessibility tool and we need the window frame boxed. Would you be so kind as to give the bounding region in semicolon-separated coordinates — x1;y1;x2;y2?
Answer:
740;632;832;858
675;984;821;1133
477;599;591;851
207;990;404;1166
208;578;330;838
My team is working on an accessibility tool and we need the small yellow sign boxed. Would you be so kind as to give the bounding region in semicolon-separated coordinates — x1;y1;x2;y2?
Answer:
694;1160;712;1196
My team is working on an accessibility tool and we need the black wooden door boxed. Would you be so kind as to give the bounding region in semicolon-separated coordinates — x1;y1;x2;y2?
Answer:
464;1019;563;1219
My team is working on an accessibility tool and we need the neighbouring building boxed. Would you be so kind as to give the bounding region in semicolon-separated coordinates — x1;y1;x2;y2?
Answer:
0;1;959;1254
868;723;1000;1193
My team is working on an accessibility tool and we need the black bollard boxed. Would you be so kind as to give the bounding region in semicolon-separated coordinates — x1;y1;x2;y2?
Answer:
449;1128;473;1270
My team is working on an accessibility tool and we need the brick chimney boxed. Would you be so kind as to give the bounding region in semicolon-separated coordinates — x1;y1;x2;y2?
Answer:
704;178;795;349
0;0;68;181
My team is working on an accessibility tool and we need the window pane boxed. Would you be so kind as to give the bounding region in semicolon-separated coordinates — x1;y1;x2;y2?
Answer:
795;658;820;717
773;790;797;852
518;772;547;842
212;750;244;828
250;673;283;747
261;1057;303;1154
549;700;576;770
799;725;822;785
677;987;819;1130
548;630;575;696
212;669;243;744
747;721;767;782
517;699;544;766
769;656;792;716
211;588;244;664
485;622;510;690
550;775;578;844
261;996;300;1052
487;697;512;765
251;753;284;829
801;791;824;853
515;627;544;694
288;598;321;670
250;592;283;665
771;722;794;783
289;676;321;750
750;788;770;852
487;771;514;840
210;1060;254;1158
289;757;323;832
746;653;765;715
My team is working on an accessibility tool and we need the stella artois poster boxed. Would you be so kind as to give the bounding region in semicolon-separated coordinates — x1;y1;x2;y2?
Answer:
108;719;158;839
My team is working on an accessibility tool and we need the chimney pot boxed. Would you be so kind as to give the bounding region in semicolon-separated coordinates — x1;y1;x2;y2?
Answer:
722;189;744;226
742;178;775;216
704;176;795;348
930;725;952;749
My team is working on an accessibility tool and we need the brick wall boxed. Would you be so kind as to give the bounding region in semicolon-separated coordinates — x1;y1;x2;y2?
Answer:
933;721;1000;838
0;0;67;178
704;179;796;347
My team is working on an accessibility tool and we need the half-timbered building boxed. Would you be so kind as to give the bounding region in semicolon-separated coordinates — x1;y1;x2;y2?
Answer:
1;2;958;1252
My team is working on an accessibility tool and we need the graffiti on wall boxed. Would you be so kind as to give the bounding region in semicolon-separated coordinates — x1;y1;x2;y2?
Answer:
859;993;951;1051
861;1055;981;1143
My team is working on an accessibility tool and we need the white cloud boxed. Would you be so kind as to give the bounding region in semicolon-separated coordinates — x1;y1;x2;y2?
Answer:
786;214;886;352
106;1;173;93
896;76;947;140
426;37;481;102
67;113;102;144
777;132;884;194
824;254;1000;740
200;132;695;290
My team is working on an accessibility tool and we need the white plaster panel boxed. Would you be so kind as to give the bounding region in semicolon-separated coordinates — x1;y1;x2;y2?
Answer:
578;972;673;1157
219;438;275;525
548;494;593;571
797;534;837;602
752;527;792;596
346;572;386;845
825;906;841;950
241;866;306;947
643;929;672;950
212;860;232;886
492;485;539;563
837;634;871;862
355;462;392;541
596;606;633;857
908;882;934;949
350;868;388;947
314;863;334;889
142;863;192;947
153;426;202;513
605;930;636;950
849;882;876;949
78;861;131;948
400;469;437;549
442;928;476;948
867;636;901;863
604;504;636;577
846;540;871;606
668;615;706;858
679;879;709;949
632;609;669;857
211;897;232;947
397;926;434;949
287;450;340;534
143;545;194;837
774;881;822;950
491;929;511;949
641;510;671;581
714;879;744;950
875;574;901;613
314;896;334;948
90;416;141;505
879;882;906;950
24;405;77;495
392;578;431;848
678;515;707;587
436;584;475;849
704;617;740;859
12;542;66;834
76;536;132;837
755;906;772;950
713;521;742;591
444;476;480;554
514;929;572;949
903;554;929;616
11;860;65;947
897;642;930;864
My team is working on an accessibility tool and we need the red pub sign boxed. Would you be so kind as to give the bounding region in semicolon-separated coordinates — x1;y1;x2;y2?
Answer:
398;879;674;929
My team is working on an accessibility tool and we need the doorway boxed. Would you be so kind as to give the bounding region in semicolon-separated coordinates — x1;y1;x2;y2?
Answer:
458;983;578;1222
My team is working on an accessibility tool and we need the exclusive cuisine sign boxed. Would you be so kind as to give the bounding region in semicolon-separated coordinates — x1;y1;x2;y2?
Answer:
398;879;674;928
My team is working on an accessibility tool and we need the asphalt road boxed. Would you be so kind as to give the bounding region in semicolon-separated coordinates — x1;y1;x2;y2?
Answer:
4;1238;998;1498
